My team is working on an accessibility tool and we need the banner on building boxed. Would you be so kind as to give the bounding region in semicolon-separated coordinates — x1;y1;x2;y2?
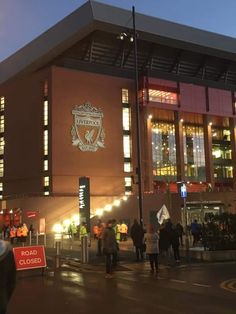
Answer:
79;177;90;232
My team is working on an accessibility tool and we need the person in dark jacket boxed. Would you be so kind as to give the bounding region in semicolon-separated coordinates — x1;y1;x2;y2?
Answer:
170;225;180;262
102;220;118;278
130;219;144;262
0;240;16;314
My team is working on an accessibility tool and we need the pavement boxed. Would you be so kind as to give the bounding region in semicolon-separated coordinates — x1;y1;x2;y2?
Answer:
43;237;197;273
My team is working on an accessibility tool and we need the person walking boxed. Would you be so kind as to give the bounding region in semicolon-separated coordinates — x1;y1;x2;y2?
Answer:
0;240;16;314
102;220;118;278
170;225;180;262
130;219;144;262
144;225;159;276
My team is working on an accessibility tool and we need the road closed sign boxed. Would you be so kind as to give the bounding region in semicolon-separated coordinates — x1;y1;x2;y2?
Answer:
13;245;46;271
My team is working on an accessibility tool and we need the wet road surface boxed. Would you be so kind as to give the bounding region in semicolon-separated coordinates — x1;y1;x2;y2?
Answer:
8;261;236;314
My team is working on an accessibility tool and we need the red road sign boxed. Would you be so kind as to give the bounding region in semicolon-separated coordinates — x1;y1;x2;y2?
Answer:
13;245;46;271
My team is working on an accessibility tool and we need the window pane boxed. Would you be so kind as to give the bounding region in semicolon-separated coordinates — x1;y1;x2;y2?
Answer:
152;122;176;180
183;125;206;181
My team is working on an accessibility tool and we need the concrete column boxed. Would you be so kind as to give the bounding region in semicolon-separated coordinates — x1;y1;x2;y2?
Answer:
174;111;185;182
203;115;215;188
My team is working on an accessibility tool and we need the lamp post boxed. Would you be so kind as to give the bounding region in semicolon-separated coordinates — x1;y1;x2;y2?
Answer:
132;6;144;227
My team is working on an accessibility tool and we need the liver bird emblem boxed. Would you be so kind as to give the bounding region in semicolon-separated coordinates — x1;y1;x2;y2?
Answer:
85;129;95;144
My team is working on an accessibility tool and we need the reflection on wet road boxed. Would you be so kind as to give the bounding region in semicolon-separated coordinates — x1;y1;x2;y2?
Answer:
8;262;236;314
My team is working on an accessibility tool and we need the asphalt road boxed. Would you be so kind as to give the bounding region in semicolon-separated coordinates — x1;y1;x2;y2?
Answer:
8;260;236;314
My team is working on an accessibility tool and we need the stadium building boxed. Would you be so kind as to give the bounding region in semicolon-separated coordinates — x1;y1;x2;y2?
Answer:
1;1;236;232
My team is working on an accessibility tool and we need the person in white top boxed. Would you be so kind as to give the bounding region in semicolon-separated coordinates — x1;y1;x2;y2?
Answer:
144;225;159;275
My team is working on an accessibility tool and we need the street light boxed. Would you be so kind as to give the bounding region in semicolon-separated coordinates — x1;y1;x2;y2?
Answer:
118;7;143;227
132;6;144;227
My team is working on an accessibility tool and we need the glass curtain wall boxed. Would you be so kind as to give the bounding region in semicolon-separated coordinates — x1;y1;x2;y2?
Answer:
152;122;176;181
183;125;206;181
212;127;233;181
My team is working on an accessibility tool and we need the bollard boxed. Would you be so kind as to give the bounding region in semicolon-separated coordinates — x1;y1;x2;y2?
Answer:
29;231;32;246
55;241;61;256
81;236;89;264
44;233;47;247
36;232;39;245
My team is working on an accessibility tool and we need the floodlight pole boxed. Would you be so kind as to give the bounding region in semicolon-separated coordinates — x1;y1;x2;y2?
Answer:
132;6;143;227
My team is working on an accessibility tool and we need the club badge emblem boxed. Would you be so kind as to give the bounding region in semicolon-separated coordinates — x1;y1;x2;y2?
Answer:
71;102;105;152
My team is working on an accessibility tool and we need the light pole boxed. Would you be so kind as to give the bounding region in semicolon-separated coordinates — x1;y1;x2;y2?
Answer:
132;6;143;227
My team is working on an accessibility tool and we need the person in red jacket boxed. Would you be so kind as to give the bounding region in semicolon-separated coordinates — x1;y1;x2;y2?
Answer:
0;240;16;314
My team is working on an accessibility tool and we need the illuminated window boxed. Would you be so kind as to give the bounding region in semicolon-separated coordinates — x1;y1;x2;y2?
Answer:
44;130;48;155
44;160;48;171
0;159;4;177
124;177;132;193
0;116;4;133
123;135;131;158
122;89;129;104
148;89;178;105
122;107;131;131
0;137;4;155
124;162;132;172
44;176;49;187
152;122;176;179
0;97;5;111
44;101;48;126
183;125;206;181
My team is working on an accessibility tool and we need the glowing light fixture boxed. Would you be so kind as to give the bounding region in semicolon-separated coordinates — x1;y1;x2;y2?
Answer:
52;223;63;234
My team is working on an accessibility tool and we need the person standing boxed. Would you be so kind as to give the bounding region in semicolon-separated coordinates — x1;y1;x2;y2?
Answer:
170;225;180;262
0;240;16;314
120;221;128;241
144;225;159;275
130;219;144;262
190;219;200;246
79;222;88;239
176;222;184;246
102;220;118;278
96;220;104;256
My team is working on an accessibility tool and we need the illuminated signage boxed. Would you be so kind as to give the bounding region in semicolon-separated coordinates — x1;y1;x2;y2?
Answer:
79;177;90;232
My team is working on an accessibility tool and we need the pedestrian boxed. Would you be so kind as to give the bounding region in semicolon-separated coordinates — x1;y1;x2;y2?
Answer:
96;220;104;256
102;219;118;278
0;240;16;314
120;221;128;241
144;225;159;275
190;219;200;246
159;223;171;258
170;225;180;262
79;222;88;239
9;226;17;244
21;223;28;243
130;219;144;262
176;222;184;246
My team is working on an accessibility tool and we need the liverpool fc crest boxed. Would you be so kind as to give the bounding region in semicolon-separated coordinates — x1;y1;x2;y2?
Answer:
71;102;105;152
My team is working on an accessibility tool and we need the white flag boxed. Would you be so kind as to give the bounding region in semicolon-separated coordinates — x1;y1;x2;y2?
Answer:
156;204;170;225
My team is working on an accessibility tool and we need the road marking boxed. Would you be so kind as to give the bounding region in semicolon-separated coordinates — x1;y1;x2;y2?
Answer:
170;279;186;284
192;283;211;288
220;279;236;294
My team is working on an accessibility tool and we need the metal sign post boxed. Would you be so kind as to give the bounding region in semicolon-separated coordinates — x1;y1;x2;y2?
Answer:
180;183;190;260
